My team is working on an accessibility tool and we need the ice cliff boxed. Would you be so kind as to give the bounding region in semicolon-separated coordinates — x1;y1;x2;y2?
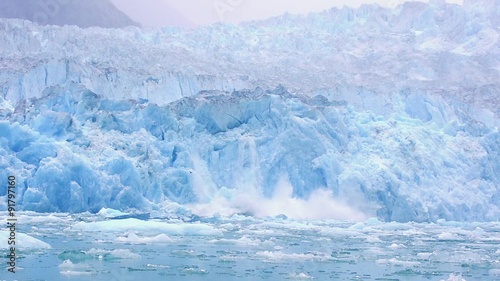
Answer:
0;1;498;222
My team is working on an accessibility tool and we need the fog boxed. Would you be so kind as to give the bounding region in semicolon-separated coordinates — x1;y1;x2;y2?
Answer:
111;0;465;27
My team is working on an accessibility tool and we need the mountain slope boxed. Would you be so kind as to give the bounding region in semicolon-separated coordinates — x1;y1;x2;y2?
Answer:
0;0;139;28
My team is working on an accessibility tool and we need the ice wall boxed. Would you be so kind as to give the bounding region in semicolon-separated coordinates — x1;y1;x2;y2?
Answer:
0;1;498;222
0;83;498;222
0;1;498;111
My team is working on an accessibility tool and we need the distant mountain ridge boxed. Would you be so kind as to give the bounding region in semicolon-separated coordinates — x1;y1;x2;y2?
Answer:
0;0;139;28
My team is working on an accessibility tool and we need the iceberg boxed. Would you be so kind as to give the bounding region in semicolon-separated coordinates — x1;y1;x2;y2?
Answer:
73;218;224;236
0;231;51;250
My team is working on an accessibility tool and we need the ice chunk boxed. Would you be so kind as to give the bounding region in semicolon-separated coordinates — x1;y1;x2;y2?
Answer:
437;232;462;240
97;208;129;218
58;248;140;262
209;235;262;246
288;272;314;279
59;271;96;276
86;248;141;259
58;260;76;269
256;251;330;262
489;269;500;277
180;266;209;275
440;274;467;281
72;218;223;236
115;232;174;244
376;258;420;267
0;231;51;250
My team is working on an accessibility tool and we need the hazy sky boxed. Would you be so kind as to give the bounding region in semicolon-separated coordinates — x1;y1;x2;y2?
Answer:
110;0;465;28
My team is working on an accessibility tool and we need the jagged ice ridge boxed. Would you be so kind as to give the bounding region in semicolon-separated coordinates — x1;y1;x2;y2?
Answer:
0;0;498;222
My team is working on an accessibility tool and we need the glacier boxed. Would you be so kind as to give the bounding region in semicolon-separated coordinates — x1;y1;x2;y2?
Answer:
0;0;499;222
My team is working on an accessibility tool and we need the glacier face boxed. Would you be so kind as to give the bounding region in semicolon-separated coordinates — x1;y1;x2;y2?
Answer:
0;83;498;222
0;1;498;222
1;1;499;112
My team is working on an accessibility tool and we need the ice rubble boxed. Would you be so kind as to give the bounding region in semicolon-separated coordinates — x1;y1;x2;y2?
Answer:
0;1;498;222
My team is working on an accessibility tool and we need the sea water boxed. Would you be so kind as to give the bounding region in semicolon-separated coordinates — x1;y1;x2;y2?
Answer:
1;212;499;281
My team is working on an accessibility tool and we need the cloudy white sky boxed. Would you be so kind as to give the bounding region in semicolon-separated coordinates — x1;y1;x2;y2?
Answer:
110;0;465;28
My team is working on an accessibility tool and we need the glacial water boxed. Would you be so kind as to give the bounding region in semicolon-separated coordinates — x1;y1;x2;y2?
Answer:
1;212;499;281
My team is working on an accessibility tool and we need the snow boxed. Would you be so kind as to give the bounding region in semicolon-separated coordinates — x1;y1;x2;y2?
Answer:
0;1;498;223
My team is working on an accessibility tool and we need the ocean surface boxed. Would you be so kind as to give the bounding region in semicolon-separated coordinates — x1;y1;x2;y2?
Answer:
1;212;499;280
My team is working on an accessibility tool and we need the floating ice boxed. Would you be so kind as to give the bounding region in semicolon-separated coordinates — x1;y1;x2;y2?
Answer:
388;243;407;249
3;211;500;280
489;269;500;277
96;208;129;218
86;248;141;259
58;248;140;262
376;258;420;267
59;270;96;276
72;218;223;236
256;251;330;262
437;232;462;240
288;272;314;279
115;232;174;244
441;274;467;281
58;260;75;269
416;252;433;259
180;266;209;275
0;231;51;250
209;235;266;247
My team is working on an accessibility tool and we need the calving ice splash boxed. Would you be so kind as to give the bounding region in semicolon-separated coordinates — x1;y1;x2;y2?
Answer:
189;175;368;221
0;0;499;280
